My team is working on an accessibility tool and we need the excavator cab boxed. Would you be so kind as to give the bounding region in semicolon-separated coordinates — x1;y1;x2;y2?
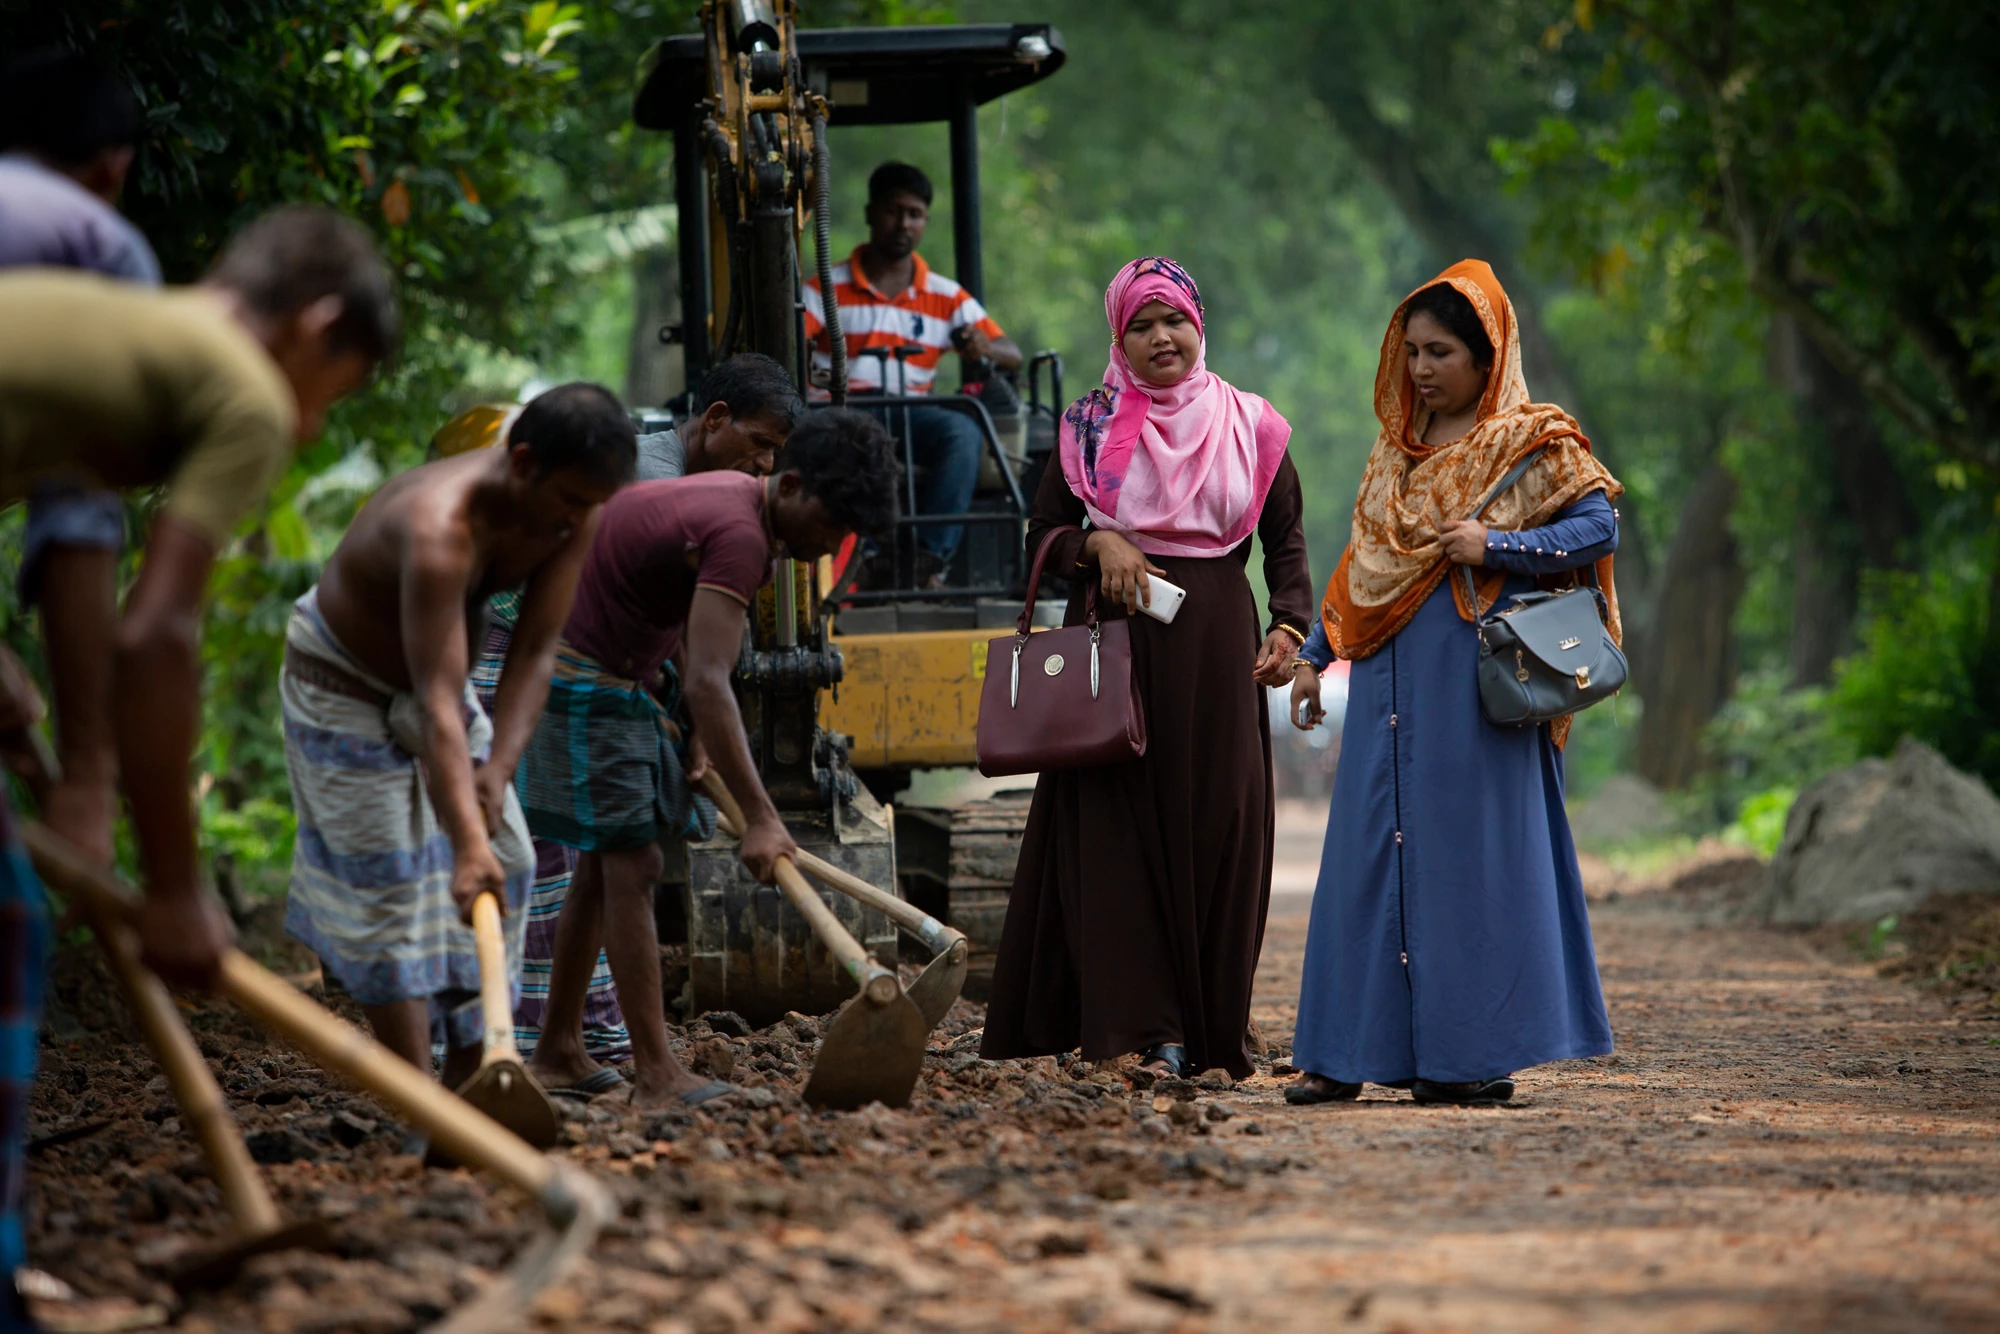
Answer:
637;22;1067;612
634;18;1068;1001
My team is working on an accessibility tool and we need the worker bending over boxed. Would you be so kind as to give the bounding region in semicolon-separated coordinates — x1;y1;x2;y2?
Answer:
0;207;394;1322
280;384;634;1083
461;352;803;1083
520;409;899;1111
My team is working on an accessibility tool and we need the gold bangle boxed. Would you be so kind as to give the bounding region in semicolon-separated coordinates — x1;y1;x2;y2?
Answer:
1275;623;1306;645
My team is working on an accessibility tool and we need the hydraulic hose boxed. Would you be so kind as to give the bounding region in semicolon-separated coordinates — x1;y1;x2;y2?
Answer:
810;111;846;407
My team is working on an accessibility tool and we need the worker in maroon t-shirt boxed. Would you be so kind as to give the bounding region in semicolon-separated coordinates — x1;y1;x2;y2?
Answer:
517;408;900;1111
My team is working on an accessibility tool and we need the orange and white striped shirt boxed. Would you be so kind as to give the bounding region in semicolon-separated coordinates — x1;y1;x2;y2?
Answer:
803;247;1004;397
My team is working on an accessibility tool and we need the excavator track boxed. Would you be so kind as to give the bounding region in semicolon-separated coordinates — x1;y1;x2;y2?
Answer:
892;790;1035;1000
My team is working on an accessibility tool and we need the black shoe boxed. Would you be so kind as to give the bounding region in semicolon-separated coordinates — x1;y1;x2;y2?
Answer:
1284;1074;1362;1105
1410;1076;1515;1106
1137;1043;1190;1078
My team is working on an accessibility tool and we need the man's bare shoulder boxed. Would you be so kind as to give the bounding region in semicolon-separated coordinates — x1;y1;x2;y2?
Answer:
342;453;485;566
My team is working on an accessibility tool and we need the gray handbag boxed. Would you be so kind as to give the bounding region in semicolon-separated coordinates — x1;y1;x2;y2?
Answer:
1464;447;1627;727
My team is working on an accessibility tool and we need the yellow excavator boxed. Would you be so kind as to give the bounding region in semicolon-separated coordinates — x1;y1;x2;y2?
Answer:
441;3;1068;1018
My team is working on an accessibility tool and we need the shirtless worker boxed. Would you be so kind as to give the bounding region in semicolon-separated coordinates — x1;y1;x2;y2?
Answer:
519;408;900;1110
279;383;635;1083
450;353;805;1082
0;206;395;1327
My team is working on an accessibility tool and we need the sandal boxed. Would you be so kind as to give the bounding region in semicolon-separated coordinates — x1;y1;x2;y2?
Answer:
1283;1074;1362;1105
1410;1076;1515;1106
1138;1043;1190;1078
546;1066;629;1100
677;1079;741;1109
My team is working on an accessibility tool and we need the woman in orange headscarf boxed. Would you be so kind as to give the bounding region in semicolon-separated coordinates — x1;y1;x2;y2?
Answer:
1283;261;1622;1107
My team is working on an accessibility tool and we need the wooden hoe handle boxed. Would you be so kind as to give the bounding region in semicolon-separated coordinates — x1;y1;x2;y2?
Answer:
699;770;967;963
87;901;282;1234
470;892;519;1064
695;772;899;1006
23;823;581;1223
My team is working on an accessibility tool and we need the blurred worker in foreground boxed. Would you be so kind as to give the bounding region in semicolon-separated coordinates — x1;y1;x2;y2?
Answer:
519;409;900;1111
0;48;165;849
0;205;395;1325
281;384;635;1084
0;48;158;281
456;353;803;1083
804;161;1019;584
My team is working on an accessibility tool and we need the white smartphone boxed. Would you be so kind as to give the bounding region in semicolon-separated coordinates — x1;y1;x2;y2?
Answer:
1138;574;1188;624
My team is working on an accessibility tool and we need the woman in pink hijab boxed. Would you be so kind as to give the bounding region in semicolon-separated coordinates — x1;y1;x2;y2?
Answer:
980;257;1314;1080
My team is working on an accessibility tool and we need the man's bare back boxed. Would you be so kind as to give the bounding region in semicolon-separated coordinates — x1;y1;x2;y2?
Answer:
317;449;587;689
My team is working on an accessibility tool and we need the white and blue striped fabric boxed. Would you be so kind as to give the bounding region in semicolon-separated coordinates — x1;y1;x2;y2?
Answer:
280;587;534;1051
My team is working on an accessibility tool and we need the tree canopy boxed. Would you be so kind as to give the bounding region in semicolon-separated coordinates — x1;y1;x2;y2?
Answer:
2;0;1995;882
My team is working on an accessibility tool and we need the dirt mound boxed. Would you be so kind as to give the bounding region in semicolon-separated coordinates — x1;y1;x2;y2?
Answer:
1651;845;1768;917
1878;891;2000;1006
1763;737;2000;924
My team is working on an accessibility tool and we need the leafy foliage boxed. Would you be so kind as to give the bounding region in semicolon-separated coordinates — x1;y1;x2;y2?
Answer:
1829;557;2000;784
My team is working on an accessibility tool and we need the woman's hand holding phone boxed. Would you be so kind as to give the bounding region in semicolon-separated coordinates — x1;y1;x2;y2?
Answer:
1085;530;1167;612
1289;659;1325;730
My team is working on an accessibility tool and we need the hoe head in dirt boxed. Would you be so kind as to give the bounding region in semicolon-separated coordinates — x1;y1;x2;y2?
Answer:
698;769;969;1038
428;892;562;1166
769;856;929;1109
171;1217;338;1289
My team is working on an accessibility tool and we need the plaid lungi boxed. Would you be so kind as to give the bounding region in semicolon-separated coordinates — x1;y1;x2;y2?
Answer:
518;641;711;852
472;603;630;1063
0;791;48;1282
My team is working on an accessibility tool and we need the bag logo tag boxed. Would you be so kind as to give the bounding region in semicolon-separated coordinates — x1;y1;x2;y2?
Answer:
1558;637;1582;651
1044;654;1065;677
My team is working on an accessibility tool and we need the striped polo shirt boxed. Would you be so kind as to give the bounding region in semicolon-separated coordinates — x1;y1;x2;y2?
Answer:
803;246;1005;397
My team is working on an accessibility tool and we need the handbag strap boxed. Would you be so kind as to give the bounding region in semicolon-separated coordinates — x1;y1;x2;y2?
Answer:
1466;445;1550;523
1457;445;1609;616
1459;445;1548;614
1017;525;1098;636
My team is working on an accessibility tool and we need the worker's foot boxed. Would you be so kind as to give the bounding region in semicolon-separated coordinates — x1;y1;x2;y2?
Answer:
528;1047;619;1098
630;1067;737;1113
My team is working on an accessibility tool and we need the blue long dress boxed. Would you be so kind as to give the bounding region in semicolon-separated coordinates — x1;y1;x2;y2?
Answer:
1291;491;1618;1085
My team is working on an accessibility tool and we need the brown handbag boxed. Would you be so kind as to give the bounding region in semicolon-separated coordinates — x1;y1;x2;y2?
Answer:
975;525;1148;777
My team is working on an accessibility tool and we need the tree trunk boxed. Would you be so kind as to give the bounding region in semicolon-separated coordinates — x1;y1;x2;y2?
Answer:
1787;522;1850;687
625;246;682;411
1632;461;1744;789
1770;317;1917;685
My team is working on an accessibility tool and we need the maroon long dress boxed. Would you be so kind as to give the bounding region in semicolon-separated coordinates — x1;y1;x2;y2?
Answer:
979;455;1314;1078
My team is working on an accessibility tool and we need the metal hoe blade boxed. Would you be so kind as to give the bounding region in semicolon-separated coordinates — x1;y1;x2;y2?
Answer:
803;986;928;1111
170;1218;338;1290
906;937;969;1032
455;1057;562;1150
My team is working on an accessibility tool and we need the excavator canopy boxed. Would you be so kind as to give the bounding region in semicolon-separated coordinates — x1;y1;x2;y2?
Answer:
633;23;1066;130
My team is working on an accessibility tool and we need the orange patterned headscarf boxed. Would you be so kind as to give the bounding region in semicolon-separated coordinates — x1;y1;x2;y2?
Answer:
1320;260;1622;697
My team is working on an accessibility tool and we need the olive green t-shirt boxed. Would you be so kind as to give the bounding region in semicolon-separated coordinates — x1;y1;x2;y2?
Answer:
0;270;297;545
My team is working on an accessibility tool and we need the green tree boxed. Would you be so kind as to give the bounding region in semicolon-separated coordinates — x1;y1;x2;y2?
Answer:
1504;0;2000;784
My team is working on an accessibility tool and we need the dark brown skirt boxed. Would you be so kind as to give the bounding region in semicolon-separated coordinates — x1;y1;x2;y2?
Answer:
979;551;1274;1078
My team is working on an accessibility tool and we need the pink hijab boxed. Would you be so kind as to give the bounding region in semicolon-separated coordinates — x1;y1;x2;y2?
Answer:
1057;257;1291;557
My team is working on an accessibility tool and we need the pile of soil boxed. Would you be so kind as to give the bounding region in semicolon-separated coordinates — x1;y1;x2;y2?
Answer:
1876;891;2000;1008
26;931;1293;1334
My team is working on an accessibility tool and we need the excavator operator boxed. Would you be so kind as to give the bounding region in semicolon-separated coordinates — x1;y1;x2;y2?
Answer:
803;161;1021;587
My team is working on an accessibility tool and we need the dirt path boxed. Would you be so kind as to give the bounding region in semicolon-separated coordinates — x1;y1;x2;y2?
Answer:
25;861;2000;1333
